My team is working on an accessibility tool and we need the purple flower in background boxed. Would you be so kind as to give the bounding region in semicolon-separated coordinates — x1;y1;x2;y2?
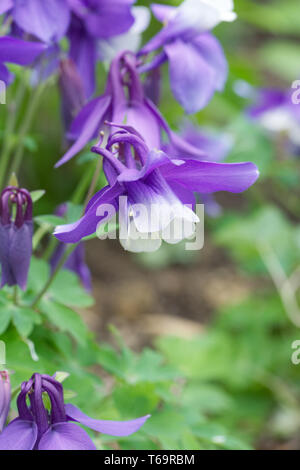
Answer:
55;51;206;168
54;123;258;252
58;58;86;132
50;204;92;291
67;0;136;97
248;88;300;148
0;186;33;290
138;0;236;114
0;35;46;85
164;122;233;217
0;371;11;433
0;373;150;450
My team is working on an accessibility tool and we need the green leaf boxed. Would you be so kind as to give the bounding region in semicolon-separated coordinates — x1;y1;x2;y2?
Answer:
12;306;40;337
0;307;12;335
113;383;160;417
30;190;46;203
41;300;89;345
34;214;65;227
50;269;94;308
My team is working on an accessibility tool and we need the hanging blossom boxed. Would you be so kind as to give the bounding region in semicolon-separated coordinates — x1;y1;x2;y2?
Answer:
0;373;150;450
0;186;33;290
163;121;234;217
0;35;46;85
50;204;92;292
0;371;11;433
138;0;236;114
247;87;300;151
55;51;206;168
2;1;140;97
54;123;259;252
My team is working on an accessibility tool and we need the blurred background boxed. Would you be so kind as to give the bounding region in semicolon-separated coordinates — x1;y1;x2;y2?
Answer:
3;0;300;450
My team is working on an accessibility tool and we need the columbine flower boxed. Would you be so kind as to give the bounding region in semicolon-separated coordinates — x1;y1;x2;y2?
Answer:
0;373;150;450
55;51;205;168
0;371;11;433
0;35;46;85
248;88;300;150
138;0;236;114
50;204;92;292
54;123;259;252
0;186;33;290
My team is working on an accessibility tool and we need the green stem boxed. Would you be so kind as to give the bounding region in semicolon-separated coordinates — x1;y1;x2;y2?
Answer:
30;243;78;309
32;224;51;251
10;80;47;177
0;74;28;189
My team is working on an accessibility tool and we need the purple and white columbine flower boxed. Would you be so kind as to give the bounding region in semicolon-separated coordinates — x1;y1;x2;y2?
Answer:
0;186;33;290
54;123;259;252
0;373;149;450
55;51;207;168
138;0;236;114
0;371;11;433
50;204;92;292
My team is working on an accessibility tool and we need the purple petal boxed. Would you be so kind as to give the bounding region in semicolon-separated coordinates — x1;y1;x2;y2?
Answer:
13;0;71;43
55;95;111;167
0;222;32;290
113;102;161;149
164;39;217;114
83;0;135;39
69;23;97;98
0;0;13;15
151;3;177;23
248;88;288;119
54;183;123;243
161;159;259;194
191;32;227;92
38;422;96;450
66;404;150;437
0;419;38;450
0;36;46;66
9;222;33;290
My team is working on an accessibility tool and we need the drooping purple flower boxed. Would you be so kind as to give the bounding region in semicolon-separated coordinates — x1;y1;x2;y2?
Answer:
54;123;259;252
58;58;86;132
67;0;136;97
50;204;92;292
55;51;206;168
138;0;236;114
0;371;11;433
0;373;150;450
0;186;33;290
0;35;46;85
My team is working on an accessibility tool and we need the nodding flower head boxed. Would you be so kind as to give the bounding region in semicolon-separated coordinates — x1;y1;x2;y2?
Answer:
0;371;11;433
54;122;259;253
0;372;150;450
0;186;33;290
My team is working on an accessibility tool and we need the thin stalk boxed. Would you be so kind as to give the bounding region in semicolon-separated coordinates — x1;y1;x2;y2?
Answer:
30;243;78;309
0;73;28;189
10;80;47;177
